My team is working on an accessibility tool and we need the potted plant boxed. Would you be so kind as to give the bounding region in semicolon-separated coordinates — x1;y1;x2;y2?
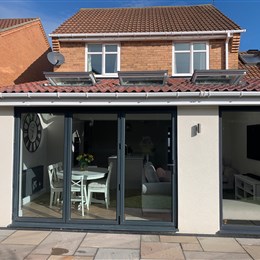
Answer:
76;153;94;170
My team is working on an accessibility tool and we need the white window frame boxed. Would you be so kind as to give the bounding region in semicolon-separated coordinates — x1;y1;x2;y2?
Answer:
85;43;120;77
172;42;209;76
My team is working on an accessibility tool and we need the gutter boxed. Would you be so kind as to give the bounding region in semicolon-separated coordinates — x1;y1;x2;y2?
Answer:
49;30;246;38
1;91;260;106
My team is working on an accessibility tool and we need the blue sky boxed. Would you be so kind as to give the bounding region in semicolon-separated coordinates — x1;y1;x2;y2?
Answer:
0;0;259;51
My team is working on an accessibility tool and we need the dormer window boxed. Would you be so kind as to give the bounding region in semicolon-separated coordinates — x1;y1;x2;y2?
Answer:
86;44;120;77
173;42;209;76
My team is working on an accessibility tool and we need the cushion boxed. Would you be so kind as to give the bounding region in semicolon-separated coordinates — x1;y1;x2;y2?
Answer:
145;164;159;183
156;167;171;182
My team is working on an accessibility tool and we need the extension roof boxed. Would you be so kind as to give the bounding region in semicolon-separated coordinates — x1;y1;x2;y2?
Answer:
1;77;260;94
52;4;241;35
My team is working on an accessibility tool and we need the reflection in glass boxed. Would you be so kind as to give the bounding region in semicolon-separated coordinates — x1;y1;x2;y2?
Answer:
175;53;190;73
19;113;64;218
105;54;117;73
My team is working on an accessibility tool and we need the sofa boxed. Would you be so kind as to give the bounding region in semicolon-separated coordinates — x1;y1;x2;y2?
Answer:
142;162;171;212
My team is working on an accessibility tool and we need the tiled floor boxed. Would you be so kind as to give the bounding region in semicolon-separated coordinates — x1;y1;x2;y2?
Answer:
0;229;260;259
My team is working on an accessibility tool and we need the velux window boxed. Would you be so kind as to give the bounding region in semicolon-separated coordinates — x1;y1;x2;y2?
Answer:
173;42;208;76
86;44;119;76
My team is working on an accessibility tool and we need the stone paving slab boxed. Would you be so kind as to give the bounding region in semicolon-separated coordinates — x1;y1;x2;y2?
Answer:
198;237;246;253
141;241;185;259
0;244;35;260
31;231;86;256
48;256;92;260
243;245;260;259
160;235;198;244
141;235;160;242
184;251;252;259
181;243;203;251
81;233;140;249
237;238;260;246
24;255;49;260
95;248;140;259
0;229;15;242
74;246;97;256
2;230;50;245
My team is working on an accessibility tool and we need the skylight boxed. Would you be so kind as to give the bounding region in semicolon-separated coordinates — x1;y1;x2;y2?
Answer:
118;70;168;86
239;50;260;65
191;70;246;85
44;72;96;86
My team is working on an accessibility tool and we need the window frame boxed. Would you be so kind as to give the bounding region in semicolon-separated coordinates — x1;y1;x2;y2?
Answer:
172;41;209;76
85;43;121;77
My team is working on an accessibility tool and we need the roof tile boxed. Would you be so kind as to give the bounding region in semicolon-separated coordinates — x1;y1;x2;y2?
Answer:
52;5;241;34
0;18;38;31
1;77;260;94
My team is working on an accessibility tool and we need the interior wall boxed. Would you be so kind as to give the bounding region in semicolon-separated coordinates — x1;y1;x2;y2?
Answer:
223;112;260;176
177;106;220;234
0;107;14;226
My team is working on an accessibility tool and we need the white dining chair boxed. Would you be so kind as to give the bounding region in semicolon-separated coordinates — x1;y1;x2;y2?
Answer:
87;162;113;209
47;164;63;208
71;174;87;216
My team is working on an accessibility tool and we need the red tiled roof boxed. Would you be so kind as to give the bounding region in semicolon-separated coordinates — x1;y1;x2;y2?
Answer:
0;18;38;31
239;61;260;79
52;5;241;34
1;77;260;94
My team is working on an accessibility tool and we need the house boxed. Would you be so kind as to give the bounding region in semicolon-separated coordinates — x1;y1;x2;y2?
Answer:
0;18;52;87
0;4;260;235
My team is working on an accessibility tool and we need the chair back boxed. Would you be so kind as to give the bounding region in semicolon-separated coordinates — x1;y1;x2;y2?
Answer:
47;164;55;189
105;162;113;187
71;174;84;191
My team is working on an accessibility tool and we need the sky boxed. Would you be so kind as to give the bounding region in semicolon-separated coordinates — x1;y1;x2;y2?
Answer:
0;0;259;51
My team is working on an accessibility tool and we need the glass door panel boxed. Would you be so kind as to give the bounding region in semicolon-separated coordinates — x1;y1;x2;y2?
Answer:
124;113;172;222
19;113;64;219
71;113;118;220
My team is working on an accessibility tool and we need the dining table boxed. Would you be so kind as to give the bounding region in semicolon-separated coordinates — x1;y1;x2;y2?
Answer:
57;166;108;181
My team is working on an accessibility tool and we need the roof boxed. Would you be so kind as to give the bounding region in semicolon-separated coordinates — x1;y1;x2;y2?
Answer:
0;18;39;32
1;77;260;94
52;5;241;35
239;52;260;79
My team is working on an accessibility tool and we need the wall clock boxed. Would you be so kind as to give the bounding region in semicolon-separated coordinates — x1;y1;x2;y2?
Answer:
23;113;42;152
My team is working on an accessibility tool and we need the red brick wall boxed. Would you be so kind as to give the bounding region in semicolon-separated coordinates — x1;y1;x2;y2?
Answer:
0;21;52;87
54;37;240;74
54;42;85;72
209;39;239;70
121;41;172;74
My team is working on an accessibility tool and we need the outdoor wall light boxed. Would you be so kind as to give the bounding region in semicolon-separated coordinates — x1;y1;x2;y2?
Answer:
191;123;201;137
196;123;201;134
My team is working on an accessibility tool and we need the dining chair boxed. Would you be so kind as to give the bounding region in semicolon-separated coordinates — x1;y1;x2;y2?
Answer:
47;164;63;208
87;162;113;209
71;174;87;216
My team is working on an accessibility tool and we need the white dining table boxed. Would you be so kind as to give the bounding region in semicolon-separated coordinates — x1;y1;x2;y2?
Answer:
72;167;108;180
58;167;108;181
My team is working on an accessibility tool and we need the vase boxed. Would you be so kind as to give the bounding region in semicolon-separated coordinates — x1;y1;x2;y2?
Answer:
80;162;88;171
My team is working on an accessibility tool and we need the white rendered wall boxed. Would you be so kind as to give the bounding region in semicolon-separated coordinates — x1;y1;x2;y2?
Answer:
177;106;220;234
0;107;14;226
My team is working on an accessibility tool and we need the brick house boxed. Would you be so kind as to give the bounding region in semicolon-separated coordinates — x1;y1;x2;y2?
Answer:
0;18;52;87
0;5;260;235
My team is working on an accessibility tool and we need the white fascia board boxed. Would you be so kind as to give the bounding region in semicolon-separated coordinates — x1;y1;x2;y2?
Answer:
49;29;246;38
1;91;260;106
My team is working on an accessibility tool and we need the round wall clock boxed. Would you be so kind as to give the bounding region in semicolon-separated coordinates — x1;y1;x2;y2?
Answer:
23;113;42;152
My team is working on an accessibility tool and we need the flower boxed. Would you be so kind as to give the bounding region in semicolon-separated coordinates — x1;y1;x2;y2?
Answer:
76;153;94;165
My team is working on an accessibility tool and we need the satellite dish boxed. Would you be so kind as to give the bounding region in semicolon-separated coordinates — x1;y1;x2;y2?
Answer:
47;52;65;66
